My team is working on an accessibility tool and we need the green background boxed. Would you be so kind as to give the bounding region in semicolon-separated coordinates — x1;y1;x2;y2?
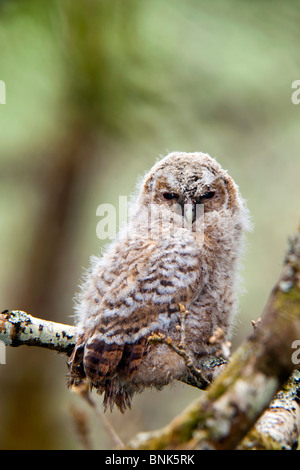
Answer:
0;0;299;449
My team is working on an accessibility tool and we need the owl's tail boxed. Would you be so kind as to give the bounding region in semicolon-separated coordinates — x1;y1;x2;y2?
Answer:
102;379;134;413
67;337;85;387
67;334;148;413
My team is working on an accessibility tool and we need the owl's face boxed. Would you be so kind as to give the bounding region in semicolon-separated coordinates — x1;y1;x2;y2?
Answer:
139;152;239;228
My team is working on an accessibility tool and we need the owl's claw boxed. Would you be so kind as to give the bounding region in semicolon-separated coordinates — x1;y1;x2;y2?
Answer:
209;327;232;360
148;323;210;390
178;303;189;348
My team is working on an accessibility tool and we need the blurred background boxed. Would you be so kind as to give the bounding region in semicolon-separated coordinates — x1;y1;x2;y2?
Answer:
0;0;299;450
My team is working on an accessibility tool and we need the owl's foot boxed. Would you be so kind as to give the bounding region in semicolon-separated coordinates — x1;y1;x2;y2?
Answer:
178;303;188;348
208;326;232;360
148;331;210;389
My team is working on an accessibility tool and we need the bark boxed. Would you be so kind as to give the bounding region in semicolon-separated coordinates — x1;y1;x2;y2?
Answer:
238;369;300;450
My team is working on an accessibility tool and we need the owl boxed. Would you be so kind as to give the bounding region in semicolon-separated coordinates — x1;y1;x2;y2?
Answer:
68;151;250;412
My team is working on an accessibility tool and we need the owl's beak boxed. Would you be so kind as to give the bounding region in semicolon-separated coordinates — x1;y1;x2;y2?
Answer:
184;203;196;226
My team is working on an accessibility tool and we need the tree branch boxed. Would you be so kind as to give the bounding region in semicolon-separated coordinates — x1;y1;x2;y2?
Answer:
0;310;76;356
238;368;300;450
0;309;225;384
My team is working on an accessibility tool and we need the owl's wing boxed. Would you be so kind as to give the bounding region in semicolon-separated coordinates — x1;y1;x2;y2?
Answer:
68;237;203;407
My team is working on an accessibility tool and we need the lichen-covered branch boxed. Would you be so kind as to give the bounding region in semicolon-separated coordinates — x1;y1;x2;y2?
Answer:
0;309;225;382
238;369;300;450
0;310;76;356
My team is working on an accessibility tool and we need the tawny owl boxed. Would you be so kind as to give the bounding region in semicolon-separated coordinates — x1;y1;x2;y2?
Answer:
68;151;250;412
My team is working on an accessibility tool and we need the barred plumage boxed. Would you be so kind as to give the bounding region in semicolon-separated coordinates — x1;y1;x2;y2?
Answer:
68;151;251;412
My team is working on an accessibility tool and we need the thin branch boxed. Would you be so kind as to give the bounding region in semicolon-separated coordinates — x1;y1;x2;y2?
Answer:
148;332;210;389
148;305;229;390
148;310;212;391
68;404;92;450
71;383;125;449
0;310;76;356
0;309;225;388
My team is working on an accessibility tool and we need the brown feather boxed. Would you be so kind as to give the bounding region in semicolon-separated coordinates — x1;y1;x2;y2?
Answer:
84;339;124;382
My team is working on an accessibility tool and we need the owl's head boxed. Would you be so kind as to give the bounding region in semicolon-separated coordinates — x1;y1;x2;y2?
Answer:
137;152;246;229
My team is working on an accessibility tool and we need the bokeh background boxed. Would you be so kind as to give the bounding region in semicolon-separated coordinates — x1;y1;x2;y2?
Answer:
0;0;299;450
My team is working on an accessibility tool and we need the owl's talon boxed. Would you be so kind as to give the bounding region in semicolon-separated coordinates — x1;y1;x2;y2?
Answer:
178;303;189;348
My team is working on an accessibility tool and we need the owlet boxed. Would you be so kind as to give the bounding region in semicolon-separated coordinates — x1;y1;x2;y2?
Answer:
68;151;250;412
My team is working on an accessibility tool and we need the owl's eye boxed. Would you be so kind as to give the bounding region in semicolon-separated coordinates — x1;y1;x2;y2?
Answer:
163;192;179;200
201;191;216;200
195;191;216;205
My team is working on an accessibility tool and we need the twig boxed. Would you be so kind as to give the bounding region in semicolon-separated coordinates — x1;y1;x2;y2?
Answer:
148;332;210;389
69;404;92;450
148;309;211;391
71;383;125;449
